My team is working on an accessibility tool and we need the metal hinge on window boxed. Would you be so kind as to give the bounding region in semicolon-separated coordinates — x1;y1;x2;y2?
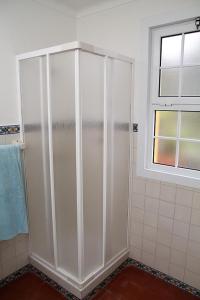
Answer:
153;103;173;107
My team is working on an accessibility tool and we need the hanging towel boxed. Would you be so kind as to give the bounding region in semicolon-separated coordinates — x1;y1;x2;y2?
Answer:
0;144;28;240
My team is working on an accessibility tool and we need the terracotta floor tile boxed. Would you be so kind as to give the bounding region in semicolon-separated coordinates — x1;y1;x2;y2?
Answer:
0;273;67;300
93;266;198;300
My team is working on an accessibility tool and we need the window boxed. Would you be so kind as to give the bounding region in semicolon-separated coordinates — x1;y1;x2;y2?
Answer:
159;32;200;97
153;110;200;171
146;19;200;184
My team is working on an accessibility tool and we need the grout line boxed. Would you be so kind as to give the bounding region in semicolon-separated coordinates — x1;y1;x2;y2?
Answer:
183;190;194;284
154;185;162;271
141;179;148;263
168;188;177;278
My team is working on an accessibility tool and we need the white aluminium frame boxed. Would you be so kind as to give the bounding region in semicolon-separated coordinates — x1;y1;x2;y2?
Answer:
136;5;200;189
16;41;134;296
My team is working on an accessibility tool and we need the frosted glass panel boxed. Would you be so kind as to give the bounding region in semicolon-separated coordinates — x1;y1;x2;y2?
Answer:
106;59;131;262
182;67;200;96
153;138;176;166
184;31;200;65
161;35;182;67
179;141;200;170
50;51;78;276
155;111;177;137
20;57;54;263
181;111;200;139
160;68;179;96
80;51;104;277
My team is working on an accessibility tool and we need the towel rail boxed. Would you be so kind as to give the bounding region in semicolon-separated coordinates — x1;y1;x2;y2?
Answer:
12;140;25;150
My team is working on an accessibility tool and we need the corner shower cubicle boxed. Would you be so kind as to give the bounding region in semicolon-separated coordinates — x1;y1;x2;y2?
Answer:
17;41;133;298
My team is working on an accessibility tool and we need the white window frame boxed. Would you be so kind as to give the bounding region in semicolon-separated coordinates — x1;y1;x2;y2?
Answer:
136;6;200;188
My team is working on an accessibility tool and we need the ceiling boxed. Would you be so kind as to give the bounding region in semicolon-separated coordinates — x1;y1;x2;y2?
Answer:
36;0;132;17
45;0;133;16
63;0;111;11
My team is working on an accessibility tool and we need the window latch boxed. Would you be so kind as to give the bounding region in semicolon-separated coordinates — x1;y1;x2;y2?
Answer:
133;123;138;132
195;17;200;30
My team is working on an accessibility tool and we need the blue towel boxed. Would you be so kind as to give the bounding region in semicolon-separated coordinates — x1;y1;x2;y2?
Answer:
0;144;28;240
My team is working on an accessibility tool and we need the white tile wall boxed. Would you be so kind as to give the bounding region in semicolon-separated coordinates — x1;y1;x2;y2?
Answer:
191;209;200;226
159;201;175;218
142;239;156;255
170;249;186;267
190;225;200;243
160;183;176;203
130;135;200;290
0;134;29;279
188;240;200;258
0;234;29;279
184;270;200;289
193;193;200;210
169;264;185;281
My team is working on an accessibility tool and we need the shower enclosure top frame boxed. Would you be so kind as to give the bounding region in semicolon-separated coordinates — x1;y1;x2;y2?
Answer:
16;41;134;63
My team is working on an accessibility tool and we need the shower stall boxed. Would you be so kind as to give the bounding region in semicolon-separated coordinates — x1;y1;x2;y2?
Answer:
17;41;133;298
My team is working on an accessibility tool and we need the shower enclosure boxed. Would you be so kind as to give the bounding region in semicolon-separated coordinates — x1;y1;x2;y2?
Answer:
17;41;133;298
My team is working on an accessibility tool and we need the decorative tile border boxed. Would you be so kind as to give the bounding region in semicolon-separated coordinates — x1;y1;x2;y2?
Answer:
0;125;20;135
0;258;200;299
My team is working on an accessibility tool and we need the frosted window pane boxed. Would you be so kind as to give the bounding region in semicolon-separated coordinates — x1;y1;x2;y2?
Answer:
182;66;200;96
184;31;200;65
160;68;179;96
181;112;200;139
179;141;200;171
155;111;177;137
161;35;182;66
153;138;176;166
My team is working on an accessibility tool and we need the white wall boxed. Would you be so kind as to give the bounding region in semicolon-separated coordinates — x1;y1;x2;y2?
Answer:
0;0;76;125
77;0;200;290
77;0;200;120
0;0;76;279
77;0;200;55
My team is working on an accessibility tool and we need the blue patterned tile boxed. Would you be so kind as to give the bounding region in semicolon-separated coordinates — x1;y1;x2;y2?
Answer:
0;125;20;135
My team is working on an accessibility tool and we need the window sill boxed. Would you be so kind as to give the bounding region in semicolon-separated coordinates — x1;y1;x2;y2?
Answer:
137;162;200;189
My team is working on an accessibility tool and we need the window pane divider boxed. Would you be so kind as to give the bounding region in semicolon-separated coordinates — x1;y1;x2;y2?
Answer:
178;33;185;98
175;111;181;167
160;66;181;69
160;64;200;69
154;135;200;143
152;103;200;106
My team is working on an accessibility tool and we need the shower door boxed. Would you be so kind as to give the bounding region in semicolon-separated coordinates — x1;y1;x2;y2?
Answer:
20;56;54;264
106;58;132;262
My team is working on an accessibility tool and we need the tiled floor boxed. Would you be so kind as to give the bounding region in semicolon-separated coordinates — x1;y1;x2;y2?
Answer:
0;272;66;300
0;265;198;300
94;266;198;300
